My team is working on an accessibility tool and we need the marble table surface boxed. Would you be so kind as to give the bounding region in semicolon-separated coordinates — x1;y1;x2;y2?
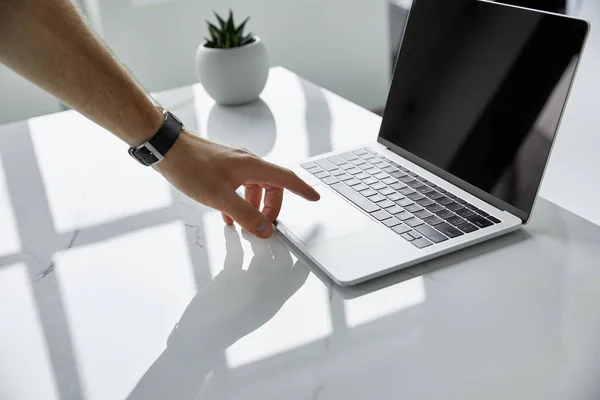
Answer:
1;68;600;400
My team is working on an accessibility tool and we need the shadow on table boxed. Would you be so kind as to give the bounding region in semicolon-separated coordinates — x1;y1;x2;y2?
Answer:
207;100;276;157
281;228;531;300
126;226;309;400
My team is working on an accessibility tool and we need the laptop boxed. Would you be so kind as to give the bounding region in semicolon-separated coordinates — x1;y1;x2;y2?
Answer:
276;0;589;286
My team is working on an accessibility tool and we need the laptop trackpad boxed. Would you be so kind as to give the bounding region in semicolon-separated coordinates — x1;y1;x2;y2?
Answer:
277;184;376;246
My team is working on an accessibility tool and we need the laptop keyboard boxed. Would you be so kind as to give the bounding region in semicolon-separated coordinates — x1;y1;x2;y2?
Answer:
301;147;502;249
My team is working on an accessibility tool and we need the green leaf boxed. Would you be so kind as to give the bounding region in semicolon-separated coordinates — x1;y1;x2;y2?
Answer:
226;9;235;33
234;16;249;37
213;11;226;29
240;33;254;46
224;34;231;48
232;35;240;47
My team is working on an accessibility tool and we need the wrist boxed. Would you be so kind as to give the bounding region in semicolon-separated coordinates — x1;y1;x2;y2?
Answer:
124;104;165;147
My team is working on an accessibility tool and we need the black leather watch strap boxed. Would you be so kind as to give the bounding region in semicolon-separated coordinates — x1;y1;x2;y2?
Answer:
128;110;184;166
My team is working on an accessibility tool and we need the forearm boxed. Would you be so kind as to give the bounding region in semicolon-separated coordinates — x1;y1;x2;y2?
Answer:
0;0;162;146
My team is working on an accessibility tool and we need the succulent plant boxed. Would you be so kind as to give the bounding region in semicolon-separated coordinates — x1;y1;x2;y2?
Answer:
204;10;255;49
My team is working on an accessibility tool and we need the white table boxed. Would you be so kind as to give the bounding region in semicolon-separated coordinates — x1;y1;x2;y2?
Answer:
1;67;600;400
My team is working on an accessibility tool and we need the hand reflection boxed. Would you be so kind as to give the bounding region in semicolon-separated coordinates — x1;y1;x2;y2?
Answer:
127;226;309;400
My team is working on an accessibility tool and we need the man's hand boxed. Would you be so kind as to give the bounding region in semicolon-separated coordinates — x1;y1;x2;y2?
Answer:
156;131;320;238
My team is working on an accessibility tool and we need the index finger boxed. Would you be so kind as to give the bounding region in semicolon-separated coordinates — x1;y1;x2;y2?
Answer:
251;160;320;202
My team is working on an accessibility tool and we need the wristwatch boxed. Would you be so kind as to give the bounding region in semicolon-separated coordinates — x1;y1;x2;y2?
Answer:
128;109;184;166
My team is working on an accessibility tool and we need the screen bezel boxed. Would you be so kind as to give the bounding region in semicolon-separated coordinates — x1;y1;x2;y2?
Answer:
378;0;590;223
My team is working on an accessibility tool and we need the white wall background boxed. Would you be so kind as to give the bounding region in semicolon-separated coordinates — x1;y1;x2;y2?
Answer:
0;0;392;125
87;0;391;110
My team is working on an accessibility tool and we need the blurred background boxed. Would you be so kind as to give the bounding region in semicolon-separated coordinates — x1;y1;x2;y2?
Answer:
0;0;581;125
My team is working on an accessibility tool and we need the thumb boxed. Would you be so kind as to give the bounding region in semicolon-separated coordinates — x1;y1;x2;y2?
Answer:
221;192;273;238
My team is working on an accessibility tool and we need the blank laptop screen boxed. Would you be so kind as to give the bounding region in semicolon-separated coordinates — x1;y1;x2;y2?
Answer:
378;0;588;220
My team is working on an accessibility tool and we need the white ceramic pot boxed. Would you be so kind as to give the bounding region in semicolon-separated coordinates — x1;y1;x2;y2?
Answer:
195;35;269;105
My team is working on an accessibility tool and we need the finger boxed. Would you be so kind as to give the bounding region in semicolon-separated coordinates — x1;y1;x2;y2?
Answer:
261;184;284;222
221;191;273;238
221;212;234;225
252;160;320;201
244;184;263;210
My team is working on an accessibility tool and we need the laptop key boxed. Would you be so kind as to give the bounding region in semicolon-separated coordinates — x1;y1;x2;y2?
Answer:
412;238;433;249
415;224;448;243
371;209;392;221
476;209;490;217
488;216;501;224
391;171;407;179
330;182;379;213
315;159;337;171
437;196;453;205
416;185;433;193
427;191;444;200
456;208;475;218
383;217;402;227
400;176;415;183
414;210;433;219
370;182;386;190
467;215;493;228
331;169;345;176
405;204;422;213
446;202;463;211
465;203;478;210
436;209;455;219
401;232;414;241
341;152;359;161
382;166;397;173
314;171;330;179
382;177;397;185
301;162;317;169
353;183;369;192
379;200;396;209
405;217;424;228
395;211;413;221
346;179;361;186
447;216;467;226
446;192;457;199
338;174;353;181
407;192;425;201
407;181;425;189
345;168;361;175
426;204;445;213
423;215;444;226
399;187;415;195
363;177;378;185
327;156;347;165
369;194;386;203
435;222;464;238
374;172;388;180
340;163;355;170
353;149;368;156
396;198;413;207
417;198;435;207
322;176;338;185
379;187;395;196
387;193;403;202
361;188;378;197
458;222;479;233
387;205;404;215
393;224;412;235
351;158;367;165
391;182;406;190
455;197;468;204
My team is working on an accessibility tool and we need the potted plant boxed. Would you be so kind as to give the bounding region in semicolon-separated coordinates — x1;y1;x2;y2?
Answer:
195;10;269;105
